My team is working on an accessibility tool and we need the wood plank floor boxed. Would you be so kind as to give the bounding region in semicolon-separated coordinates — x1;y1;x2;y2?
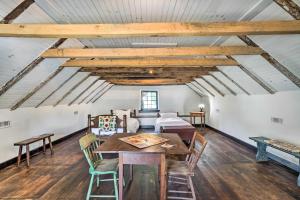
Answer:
0;129;299;200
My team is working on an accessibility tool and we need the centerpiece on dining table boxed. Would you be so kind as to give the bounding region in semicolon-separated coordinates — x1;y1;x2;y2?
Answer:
119;133;169;148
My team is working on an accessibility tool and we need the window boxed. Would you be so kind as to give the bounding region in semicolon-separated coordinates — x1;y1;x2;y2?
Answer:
141;90;159;112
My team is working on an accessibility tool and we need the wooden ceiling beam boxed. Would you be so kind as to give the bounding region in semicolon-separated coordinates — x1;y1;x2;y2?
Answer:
107;78;192;85
41;46;264;58
62;58;237;68
1;21;300;38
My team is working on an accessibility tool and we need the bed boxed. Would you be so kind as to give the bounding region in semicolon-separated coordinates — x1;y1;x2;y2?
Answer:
155;112;196;142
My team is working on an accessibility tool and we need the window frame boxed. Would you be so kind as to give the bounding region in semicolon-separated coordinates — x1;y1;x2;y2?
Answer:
140;90;160;113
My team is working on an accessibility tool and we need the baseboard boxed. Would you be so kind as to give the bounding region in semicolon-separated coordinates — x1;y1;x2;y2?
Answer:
0;127;87;170
205;124;299;173
139;125;155;129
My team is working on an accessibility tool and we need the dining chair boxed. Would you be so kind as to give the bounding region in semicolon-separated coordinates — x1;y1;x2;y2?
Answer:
166;131;207;200
79;133;119;200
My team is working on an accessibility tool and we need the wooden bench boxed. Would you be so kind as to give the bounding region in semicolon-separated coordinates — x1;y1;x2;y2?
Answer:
14;133;54;167
250;136;300;186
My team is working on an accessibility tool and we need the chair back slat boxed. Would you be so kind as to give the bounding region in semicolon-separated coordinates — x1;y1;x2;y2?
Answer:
187;131;207;171
79;133;102;170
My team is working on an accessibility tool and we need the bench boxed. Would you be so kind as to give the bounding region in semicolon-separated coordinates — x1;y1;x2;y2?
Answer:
14;133;54;167
250;136;300;186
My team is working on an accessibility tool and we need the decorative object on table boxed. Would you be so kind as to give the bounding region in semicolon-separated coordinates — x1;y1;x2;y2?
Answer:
198;104;205;112
119;133;169;148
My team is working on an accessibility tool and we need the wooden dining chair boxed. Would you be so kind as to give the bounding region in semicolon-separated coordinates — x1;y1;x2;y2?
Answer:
166;131;207;200
79;133;119;200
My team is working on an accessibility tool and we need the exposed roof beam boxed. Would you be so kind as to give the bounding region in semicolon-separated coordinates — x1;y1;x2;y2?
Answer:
68;78;100;106
62;58;237;68
0;39;66;98
238;36;300;88
218;69;250;95
227;55;276;94
0;0;34;24
87;82;110;103
80;66;219;73
185;83;204;97
35;69;80;108
106;78;192;85
41;46;264;58
209;73;237;96
1;21;300;38
78;81;106;104
274;0;300;19
53;74;90;107
11;67;64;111
200;77;225;97
191;81;215;97
92;84;114;103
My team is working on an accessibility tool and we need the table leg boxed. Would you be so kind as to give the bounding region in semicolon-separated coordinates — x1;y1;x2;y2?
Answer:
298;160;300;187
48;136;54;155
17;145;23;166
160;154;166;200
26;145;30;167
43;138;46;154
129;164;133;182
256;142;268;162
119;153;124;200
204;115;206;129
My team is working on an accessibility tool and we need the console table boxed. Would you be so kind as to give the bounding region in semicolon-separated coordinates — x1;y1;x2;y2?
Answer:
190;112;205;129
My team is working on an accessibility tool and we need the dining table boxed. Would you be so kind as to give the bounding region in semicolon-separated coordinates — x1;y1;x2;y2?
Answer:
94;132;190;200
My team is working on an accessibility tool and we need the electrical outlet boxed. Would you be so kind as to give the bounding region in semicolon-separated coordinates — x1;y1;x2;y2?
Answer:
0;121;11;129
74;111;78;115
271;117;283;124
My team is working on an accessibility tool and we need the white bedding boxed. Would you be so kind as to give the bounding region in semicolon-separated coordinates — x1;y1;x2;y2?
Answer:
155;117;190;132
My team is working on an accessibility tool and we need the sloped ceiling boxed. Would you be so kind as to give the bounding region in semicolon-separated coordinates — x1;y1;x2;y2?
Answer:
0;0;299;110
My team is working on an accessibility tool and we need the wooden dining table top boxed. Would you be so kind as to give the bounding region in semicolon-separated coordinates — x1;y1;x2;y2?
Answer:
94;133;189;155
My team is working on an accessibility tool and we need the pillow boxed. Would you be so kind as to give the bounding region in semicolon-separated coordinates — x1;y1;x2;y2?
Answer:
114;109;131;120
98;116;116;131
160;112;177;119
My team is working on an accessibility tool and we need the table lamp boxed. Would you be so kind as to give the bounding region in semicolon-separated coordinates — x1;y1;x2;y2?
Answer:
198;104;205;112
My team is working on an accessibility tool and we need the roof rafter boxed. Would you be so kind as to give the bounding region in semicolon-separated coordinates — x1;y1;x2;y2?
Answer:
53;74;90;107
78;81;106;104
92;84;114;103
217;69;250;95
1;21;300;38
87;82;110;103
68;78;100;106
274;0;300;19
201;77;225;97
190;81;215;97
185;83;204;97
11;67;64;110
0;39;66;98
209;73;237;96
0;0;34;24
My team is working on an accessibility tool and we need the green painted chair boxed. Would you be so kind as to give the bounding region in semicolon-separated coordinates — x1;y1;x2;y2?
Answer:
79;133;119;200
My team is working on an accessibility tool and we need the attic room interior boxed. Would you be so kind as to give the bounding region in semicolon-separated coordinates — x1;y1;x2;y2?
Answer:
1;0;300;199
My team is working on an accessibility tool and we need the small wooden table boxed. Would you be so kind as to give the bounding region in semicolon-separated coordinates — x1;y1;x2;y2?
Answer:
190;112;205;129
94;133;189;200
14;133;54;167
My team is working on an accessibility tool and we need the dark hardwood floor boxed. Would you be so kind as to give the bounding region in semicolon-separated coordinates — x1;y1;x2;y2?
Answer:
0;128;299;200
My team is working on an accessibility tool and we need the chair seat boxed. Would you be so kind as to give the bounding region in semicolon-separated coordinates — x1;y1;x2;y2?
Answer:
167;159;194;176
95;158;119;172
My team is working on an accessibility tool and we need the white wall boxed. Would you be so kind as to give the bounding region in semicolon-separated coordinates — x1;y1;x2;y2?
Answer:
207;91;300;165
0;104;93;163
92;85;203;125
0;85;202;164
